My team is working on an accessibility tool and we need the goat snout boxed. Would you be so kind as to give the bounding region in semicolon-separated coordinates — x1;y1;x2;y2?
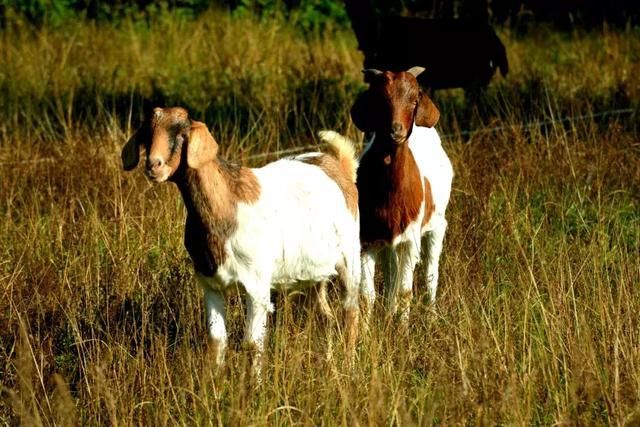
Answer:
146;157;168;181
147;157;163;171
390;122;406;143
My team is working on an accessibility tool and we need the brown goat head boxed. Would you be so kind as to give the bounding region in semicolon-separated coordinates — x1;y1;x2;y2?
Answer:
351;66;440;143
121;107;219;182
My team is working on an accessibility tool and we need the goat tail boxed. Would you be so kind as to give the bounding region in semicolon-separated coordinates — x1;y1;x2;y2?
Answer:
318;130;359;183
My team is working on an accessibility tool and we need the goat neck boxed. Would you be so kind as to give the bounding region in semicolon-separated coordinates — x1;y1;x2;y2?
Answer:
174;158;260;276
358;134;424;245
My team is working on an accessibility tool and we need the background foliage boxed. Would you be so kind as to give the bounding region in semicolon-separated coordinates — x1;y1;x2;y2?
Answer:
1;0;638;28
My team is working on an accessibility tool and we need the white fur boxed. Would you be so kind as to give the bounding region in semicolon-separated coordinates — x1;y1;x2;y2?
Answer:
198;157;361;365
360;125;453;319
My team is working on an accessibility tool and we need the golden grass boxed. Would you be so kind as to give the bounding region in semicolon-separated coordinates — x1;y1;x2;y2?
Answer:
0;10;638;425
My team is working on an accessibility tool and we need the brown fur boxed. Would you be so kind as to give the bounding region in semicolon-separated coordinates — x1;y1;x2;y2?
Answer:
414;95;440;128
179;159;260;276
301;154;358;218
357;141;424;245
186;121;219;169
421;178;436;227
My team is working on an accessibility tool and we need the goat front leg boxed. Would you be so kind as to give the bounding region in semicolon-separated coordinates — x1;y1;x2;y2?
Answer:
360;248;378;322
197;275;227;367
244;285;273;380
389;239;420;322
381;246;400;315
425;215;447;303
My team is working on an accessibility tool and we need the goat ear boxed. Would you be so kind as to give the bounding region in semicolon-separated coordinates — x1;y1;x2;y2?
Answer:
415;93;440;128
121;129;143;171
186;121;218;169
351;91;375;132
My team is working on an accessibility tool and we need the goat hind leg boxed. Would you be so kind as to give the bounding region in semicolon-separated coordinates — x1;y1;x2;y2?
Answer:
313;281;335;323
338;262;360;358
360;249;378;321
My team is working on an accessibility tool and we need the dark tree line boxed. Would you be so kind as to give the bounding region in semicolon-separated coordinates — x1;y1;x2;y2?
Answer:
0;0;638;28
373;0;640;29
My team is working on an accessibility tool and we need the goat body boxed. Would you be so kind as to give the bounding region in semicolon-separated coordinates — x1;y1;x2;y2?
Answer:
182;158;359;290
359;126;452;316
121;108;360;368
350;69;453;319
193;154;361;365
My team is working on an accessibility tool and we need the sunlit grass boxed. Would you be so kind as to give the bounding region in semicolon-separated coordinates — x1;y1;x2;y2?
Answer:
0;9;638;425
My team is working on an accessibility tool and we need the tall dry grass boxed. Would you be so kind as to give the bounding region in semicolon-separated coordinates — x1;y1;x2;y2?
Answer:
0;10;639;425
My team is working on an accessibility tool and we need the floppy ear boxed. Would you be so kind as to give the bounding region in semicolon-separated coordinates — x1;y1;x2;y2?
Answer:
186;121;218;169
415;93;440;128
121;129;143;171
350;91;375;132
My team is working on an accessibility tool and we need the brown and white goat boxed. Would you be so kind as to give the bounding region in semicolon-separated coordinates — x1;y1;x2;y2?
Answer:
121;108;361;370
351;67;453;319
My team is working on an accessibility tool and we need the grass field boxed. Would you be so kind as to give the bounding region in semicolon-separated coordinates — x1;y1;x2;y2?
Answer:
1;10;639;425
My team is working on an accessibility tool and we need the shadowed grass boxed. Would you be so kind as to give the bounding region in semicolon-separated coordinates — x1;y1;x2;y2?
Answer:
1;9;639;425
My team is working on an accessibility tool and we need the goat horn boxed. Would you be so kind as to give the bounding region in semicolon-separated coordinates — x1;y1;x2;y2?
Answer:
362;68;383;75
407;66;426;77
362;68;383;83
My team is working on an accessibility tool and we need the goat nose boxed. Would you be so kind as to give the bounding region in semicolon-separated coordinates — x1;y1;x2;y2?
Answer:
148;158;163;170
391;122;403;133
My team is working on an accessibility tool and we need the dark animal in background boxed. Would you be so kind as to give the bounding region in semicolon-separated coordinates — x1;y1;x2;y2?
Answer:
346;1;509;92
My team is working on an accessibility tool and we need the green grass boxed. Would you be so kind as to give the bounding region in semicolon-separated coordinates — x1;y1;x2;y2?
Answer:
1;10;639;425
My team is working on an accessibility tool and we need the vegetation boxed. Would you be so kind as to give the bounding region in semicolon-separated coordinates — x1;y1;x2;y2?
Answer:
0;9;638;425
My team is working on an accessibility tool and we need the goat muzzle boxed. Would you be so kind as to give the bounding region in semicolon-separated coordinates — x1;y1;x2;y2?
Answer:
390;122;408;144
145;158;169;182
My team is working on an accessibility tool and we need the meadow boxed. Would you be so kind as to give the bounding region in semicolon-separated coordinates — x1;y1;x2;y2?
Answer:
0;9;639;425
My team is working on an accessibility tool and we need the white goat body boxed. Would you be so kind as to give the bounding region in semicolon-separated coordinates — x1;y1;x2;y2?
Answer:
198;149;361;362
121;108;360;368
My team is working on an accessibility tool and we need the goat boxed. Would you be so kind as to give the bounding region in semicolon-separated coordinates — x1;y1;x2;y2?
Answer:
121;107;361;372
345;0;508;91
350;67;453;320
